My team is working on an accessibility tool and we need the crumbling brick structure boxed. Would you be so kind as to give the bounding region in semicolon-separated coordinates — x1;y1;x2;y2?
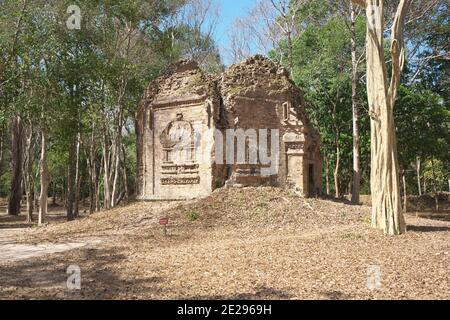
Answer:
136;56;322;200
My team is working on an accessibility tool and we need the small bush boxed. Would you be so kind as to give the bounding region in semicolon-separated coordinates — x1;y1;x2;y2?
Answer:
187;210;200;221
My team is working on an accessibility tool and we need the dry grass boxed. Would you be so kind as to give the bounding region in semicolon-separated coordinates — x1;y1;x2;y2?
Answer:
0;188;449;300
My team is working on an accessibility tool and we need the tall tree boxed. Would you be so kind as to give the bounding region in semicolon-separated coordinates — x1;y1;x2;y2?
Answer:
352;0;411;235
7;114;23;216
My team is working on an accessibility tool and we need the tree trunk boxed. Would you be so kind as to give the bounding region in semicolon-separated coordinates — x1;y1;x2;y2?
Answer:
402;171;407;213
334;143;340;199
325;155;330;195
359;0;411;235
96;163;102;212
88;123;97;214
74;132;81;217
111;108;123;208
102;131;111;210
8;115;23;216
287;32;294;71
66;136;77;221
0;128;4;179
39;129;49;225
122;144;129;200
430;158;439;211
24;127;34;223
416;158;422;196
350;3;361;205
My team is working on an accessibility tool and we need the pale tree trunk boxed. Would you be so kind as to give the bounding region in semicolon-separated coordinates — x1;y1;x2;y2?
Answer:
416;158;422;196
24;126;34;223
38;129;48;225
287;32;294;71
325;155;331;195
88;122;97;214
350;3;361;205
8;115;23;216
334;142;340;198
66;136;77;221
430;158;439;211
331;100;340;199
96;160;103;212
111;106;124;208
354;0;411;235
102;131;111;210
74;132;81;217
122;144;129;200
402;171;407;213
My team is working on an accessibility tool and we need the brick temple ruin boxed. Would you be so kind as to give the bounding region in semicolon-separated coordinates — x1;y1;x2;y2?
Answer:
136;56;322;200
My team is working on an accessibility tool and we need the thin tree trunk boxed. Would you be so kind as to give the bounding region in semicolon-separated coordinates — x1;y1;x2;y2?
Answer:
334;143;340;199
402;171;407;213
66;136;77;221
111;107;123;208
287;33;294;71
102;131;111;210
430;158;439;211
325;155;330;195
8;115;23;216
89;122;97;214
24;127;34;223
96;162;102;212
39;129;48;225
74;132;81;217
350;3;361;205
0;128;4;179
122;144;129;200
416;158;422;196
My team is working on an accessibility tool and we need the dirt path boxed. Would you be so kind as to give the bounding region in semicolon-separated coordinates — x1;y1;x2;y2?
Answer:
0;201;179;263
0;228;101;263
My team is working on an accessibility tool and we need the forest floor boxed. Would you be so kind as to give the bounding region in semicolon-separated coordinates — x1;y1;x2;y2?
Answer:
0;189;449;300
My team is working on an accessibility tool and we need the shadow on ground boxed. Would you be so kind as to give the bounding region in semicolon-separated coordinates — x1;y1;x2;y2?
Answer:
407;225;450;233
0;247;163;300
184;287;295;300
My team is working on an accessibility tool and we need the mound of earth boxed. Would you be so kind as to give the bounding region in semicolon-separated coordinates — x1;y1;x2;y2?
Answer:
17;188;370;243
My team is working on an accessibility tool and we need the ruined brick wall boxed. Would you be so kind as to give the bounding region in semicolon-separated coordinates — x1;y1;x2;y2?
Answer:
136;60;221;200
220;56;322;195
137;56;322;200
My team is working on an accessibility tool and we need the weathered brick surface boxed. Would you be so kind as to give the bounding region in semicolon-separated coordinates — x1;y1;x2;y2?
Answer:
137;56;322;200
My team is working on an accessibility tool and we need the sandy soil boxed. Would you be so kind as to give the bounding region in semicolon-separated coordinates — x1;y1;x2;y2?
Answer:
0;188;449;300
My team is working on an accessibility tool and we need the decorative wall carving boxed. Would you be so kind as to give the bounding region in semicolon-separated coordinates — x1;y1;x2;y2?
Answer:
285;142;305;150
159;114;200;185
161;177;200;185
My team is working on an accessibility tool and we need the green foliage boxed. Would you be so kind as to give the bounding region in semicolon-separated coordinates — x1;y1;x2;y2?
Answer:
0;0;222;204
396;85;450;169
271;1;449;196
277;14;369;195
187;210;200;221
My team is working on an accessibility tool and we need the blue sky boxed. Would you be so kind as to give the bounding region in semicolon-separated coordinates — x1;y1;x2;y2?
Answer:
213;0;256;65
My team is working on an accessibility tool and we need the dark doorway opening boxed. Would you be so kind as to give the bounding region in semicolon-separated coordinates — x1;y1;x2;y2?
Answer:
308;164;315;196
